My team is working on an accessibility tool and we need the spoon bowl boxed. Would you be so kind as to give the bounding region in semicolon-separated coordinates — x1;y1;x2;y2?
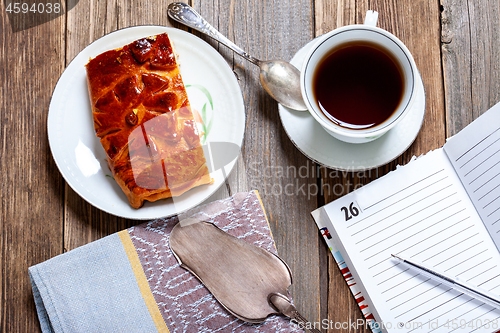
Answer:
259;60;305;111
168;2;307;111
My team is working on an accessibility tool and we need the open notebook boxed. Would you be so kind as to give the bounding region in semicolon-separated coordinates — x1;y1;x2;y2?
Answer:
312;103;500;333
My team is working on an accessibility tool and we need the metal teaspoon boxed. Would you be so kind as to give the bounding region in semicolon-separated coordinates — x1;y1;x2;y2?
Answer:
167;2;308;111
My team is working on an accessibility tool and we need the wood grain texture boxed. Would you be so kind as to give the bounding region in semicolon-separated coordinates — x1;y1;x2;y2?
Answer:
191;0;323;324
0;3;66;332
1;0;489;331
315;0;446;331
442;0;500;136
468;0;500;114
441;0;473;136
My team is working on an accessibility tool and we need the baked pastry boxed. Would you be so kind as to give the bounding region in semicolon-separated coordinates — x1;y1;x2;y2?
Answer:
86;33;213;208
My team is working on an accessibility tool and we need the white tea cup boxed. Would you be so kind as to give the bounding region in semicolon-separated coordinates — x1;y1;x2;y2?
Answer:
300;11;418;144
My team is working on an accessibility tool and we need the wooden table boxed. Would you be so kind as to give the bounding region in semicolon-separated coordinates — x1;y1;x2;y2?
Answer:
1;0;499;331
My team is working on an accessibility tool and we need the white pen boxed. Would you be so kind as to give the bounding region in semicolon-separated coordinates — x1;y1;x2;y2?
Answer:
391;254;500;309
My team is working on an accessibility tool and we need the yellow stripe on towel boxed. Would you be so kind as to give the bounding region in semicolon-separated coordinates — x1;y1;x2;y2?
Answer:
118;230;170;333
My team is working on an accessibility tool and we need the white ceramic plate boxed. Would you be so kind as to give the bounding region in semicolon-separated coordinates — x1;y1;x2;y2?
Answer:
279;39;426;171
48;26;245;220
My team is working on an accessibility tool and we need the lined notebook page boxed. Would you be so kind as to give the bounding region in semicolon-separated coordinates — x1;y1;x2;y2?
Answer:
320;149;500;333
444;103;500;250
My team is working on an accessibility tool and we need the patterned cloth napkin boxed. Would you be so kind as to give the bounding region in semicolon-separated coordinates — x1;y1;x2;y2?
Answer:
29;191;302;333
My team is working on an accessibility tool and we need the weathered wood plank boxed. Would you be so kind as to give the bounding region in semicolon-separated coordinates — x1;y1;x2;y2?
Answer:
441;0;473;137
468;0;500;115
442;0;500;136
65;0;118;64
191;0;322;324
0;0;455;331
315;0;356;37
0;5;66;332
315;0;446;330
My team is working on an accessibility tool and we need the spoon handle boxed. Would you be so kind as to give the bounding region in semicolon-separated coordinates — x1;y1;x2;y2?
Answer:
168;2;261;65
269;293;322;333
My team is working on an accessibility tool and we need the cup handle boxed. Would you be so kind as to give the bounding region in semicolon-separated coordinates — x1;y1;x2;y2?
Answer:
364;10;379;27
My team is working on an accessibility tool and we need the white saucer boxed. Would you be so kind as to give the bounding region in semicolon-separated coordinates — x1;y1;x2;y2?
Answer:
278;39;426;171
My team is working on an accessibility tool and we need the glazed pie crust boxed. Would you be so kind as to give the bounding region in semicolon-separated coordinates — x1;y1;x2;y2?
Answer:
86;33;213;208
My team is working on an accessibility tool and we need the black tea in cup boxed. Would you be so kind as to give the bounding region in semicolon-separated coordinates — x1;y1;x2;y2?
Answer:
313;41;404;130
